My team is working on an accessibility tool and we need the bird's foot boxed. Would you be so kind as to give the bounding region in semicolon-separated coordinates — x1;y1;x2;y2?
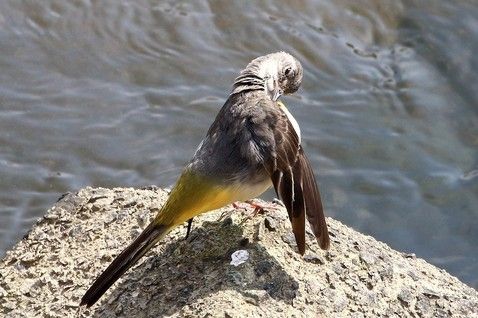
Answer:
233;199;281;217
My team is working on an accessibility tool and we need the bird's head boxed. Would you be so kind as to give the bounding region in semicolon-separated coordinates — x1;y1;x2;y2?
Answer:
232;52;303;101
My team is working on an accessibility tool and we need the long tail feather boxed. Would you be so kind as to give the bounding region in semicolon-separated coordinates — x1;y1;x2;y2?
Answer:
80;223;168;307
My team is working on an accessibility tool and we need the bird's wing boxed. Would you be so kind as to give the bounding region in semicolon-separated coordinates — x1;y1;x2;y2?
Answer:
261;100;330;254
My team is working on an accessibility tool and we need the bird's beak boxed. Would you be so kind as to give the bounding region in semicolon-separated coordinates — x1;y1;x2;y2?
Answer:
266;76;283;101
272;88;283;101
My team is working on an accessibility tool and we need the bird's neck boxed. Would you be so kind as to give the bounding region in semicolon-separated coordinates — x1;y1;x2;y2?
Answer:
230;70;265;96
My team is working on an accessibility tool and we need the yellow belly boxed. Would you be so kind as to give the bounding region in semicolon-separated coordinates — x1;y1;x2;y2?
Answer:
154;169;271;226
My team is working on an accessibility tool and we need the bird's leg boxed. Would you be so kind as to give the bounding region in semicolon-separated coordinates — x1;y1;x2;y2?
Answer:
245;199;282;217
245;200;266;216
184;218;193;239
233;199;281;217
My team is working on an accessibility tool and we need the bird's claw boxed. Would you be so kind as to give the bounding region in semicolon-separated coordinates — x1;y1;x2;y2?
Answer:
233;199;281;218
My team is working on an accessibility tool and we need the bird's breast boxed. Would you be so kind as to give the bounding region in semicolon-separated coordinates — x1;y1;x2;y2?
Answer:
231;177;272;202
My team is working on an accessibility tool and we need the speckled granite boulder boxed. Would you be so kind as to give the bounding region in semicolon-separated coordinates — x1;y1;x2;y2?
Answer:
1;187;477;317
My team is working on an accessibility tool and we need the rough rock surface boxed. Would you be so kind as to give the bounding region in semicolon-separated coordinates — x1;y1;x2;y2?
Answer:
1;187;477;317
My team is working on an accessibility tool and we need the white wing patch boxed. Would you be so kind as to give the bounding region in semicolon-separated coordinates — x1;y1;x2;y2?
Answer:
278;101;301;143
193;139;204;157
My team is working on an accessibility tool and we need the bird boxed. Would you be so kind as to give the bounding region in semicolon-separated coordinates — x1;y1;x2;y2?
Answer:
80;52;330;307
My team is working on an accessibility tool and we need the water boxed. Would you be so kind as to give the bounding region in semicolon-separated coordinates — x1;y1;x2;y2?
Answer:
0;0;477;288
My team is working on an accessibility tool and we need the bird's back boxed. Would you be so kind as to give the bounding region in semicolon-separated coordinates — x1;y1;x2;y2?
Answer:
189;91;279;186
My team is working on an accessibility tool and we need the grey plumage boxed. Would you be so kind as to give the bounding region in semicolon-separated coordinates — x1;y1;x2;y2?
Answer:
191;51;329;252
192;51;304;183
191;91;276;184
231;52;303;98
80;52;329;308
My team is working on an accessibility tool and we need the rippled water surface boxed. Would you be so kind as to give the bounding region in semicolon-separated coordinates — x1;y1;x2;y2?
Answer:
0;0;477;288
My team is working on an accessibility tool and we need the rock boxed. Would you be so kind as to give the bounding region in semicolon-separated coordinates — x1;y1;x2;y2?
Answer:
398;287;414;306
0;187;477;317
254;260;274;276
359;251;376;266
264;216;277;231
281;232;297;247
303;252;325;265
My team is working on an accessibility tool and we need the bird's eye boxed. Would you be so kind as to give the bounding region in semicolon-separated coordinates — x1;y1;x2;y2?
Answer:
284;67;293;76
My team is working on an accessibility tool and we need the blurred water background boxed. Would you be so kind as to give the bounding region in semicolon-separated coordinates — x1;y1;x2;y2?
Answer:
0;0;477;288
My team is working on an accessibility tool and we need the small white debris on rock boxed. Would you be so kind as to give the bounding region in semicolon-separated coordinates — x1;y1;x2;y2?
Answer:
230;250;249;266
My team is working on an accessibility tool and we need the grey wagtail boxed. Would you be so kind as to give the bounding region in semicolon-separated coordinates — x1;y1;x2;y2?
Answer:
80;52;330;307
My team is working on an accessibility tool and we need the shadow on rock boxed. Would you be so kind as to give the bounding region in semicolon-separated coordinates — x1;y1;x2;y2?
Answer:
88;217;299;317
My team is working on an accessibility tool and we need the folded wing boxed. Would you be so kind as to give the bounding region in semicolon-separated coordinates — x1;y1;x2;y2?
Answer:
262;102;330;254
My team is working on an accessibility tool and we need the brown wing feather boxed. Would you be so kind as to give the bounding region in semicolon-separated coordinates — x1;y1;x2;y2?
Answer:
297;148;330;250
264;103;329;254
